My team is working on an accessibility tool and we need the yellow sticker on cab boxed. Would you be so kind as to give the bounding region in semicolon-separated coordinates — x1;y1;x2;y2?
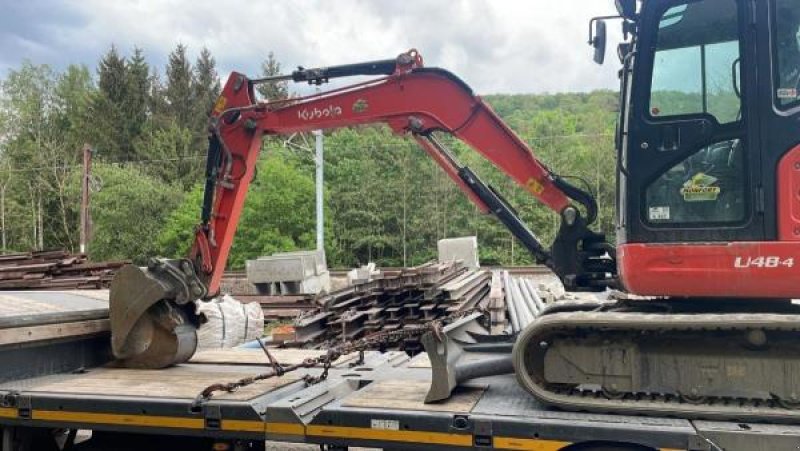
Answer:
680;172;720;202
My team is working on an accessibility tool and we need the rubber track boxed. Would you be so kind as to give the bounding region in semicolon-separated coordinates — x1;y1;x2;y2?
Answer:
512;311;800;422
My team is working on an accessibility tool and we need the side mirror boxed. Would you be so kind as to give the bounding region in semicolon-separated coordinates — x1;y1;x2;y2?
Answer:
615;0;636;20
592;20;607;65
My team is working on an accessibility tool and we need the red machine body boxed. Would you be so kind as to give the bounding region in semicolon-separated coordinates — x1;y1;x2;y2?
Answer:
617;136;800;299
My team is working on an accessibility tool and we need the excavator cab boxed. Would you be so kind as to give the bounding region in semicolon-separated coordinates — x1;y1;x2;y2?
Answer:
600;0;800;298
504;1;800;421
430;1;800;420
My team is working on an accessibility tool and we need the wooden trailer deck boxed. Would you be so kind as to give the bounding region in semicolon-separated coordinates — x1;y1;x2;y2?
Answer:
3;291;800;450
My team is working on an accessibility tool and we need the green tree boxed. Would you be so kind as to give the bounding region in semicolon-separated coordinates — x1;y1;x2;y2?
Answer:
54;64;94;152
82;163;183;263
0;61;91;252
257;52;289;101
90;45;130;160
125;47;150;143
165;44;195;129
97;46;127;104
190;47;220;168
147;67;170;127
157;151;316;268
193;47;220;118
133;120;196;188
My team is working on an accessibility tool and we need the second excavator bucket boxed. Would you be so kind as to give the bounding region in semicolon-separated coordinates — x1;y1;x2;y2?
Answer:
422;312;514;403
110;259;206;368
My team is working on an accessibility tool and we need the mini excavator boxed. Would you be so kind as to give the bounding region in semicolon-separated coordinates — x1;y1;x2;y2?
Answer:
109;0;800;421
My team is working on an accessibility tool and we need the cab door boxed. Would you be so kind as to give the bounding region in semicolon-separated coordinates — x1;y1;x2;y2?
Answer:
621;0;763;244
759;0;800;240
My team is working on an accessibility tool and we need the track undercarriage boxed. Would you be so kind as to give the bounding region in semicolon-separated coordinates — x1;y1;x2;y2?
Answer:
512;299;800;422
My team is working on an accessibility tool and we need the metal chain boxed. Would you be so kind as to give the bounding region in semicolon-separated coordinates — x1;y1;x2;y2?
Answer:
190;308;483;407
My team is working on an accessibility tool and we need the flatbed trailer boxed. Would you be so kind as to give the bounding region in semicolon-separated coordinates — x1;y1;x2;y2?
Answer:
1;292;799;451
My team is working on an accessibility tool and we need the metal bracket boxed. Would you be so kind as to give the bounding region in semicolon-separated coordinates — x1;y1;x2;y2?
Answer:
16;396;31;420
0;392;18;408
204;405;222;430
472;419;493;448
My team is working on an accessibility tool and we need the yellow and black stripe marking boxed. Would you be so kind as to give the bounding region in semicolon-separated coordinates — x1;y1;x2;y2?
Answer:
307;424;474;447
0;408;687;450
22;409;305;436
32;410;205;430
493;436;571;450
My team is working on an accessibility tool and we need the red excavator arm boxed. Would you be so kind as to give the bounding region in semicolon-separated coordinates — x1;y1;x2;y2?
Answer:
109;50;614;368
195;49;613;295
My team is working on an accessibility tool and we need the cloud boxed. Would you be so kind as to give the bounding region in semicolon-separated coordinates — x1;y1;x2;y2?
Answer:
0;2;89;74
1;0;623;94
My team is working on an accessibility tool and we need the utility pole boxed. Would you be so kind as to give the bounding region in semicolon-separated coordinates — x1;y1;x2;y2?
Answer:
1;184;6;253
0;169;7;253
314;130;324;252
79;144;92;255
282;131;324;254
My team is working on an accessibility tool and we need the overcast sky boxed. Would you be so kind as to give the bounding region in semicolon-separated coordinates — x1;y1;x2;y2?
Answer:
1;1;624;95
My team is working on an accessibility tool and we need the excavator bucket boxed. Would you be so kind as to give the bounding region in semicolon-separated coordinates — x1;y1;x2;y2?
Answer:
422;312;514;403
110;261;204;368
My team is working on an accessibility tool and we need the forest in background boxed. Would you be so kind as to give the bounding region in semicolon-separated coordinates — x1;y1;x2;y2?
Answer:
0;45;618;268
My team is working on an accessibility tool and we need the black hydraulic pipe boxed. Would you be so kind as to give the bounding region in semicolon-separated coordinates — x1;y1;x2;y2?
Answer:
420;134;554;270
200;134;222;225
251;59;398;86
458;166;553;267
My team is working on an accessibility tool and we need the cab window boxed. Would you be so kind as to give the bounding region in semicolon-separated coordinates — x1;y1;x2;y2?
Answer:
644;0;747;226
773;0;800;109
648;0;742;124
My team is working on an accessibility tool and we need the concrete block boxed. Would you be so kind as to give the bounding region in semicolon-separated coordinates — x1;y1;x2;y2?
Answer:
253;271;331;296
246;257;309;283
246;249;328;284
437;236;480;270
273;249;327;275
347;262;379;285
299;271;331;295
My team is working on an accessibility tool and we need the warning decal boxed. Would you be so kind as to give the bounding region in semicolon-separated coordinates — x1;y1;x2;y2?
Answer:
680;172;720;202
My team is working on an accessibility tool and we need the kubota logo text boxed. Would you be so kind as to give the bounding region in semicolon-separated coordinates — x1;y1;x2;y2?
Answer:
298;105;343;121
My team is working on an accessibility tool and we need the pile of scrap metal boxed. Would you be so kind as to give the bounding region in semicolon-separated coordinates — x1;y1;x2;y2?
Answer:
291;260;491;352
0;250;127;290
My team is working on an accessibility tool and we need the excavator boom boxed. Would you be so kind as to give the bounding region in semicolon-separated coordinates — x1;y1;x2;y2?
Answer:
197;50;612;295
